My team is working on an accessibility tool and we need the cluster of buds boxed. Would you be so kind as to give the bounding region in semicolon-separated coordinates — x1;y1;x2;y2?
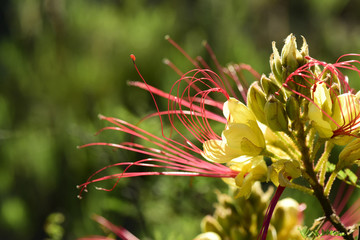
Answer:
195;183;304;240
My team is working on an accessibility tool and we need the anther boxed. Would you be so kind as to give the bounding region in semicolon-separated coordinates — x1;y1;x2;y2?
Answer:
130;54;136;62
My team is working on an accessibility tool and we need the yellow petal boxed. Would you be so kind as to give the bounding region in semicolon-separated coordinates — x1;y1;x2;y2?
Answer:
228;155;256;171
233;157;267;198
338;138;360;170
331;135;354;146
270;160;302;186
202;139;236;163
312;82;332;115
308;102;333;138
332;93;360;129
223;97;256;124
223;123;265;156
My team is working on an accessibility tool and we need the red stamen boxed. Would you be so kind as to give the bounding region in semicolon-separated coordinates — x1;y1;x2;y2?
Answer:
258;186;286;240
79;39;254;200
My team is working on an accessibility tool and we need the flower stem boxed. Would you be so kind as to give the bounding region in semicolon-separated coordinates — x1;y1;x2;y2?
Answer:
297;122;353;240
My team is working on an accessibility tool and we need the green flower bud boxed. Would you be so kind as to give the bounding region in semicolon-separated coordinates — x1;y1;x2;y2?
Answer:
264;95;289;132
260;74;272;95
298;36;309;63
281;34;300;73
299;36;309;55
261;74;287;103
286;95;300;121
248;81;267;124
270;41;283;83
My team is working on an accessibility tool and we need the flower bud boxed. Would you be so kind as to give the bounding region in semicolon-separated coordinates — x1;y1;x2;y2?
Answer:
260;74;279;96
269;34;309;86
281;34;300;73
272;198;302;239
248;81;267;124
270;41;283;83
194;232;222;240
286;95;300;121
200;216;223;236
261;74;287;103
298;36;309;64
264;95;289;132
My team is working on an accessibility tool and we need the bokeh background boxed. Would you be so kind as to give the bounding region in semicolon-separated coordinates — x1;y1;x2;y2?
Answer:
1;0;360;239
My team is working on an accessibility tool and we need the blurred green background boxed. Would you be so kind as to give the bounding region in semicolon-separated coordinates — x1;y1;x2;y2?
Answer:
1;0;360;239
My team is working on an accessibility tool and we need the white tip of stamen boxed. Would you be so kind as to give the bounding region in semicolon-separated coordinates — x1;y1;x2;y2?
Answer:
162;58;170;65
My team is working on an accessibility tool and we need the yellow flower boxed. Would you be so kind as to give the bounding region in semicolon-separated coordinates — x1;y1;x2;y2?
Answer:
229;156;268;198
202;98;266;163
308;82;360;145
269;160;301;187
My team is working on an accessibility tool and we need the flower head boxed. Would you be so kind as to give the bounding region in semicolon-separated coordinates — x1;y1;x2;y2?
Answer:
77;38;260;198
79;34;360;240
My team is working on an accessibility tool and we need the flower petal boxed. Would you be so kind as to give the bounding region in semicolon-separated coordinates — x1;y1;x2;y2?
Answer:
223;123;265;156
202;139;236;163
223;97;257;124
308;102;333;138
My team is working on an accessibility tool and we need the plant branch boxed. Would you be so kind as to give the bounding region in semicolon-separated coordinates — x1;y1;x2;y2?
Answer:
297;122;353;240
